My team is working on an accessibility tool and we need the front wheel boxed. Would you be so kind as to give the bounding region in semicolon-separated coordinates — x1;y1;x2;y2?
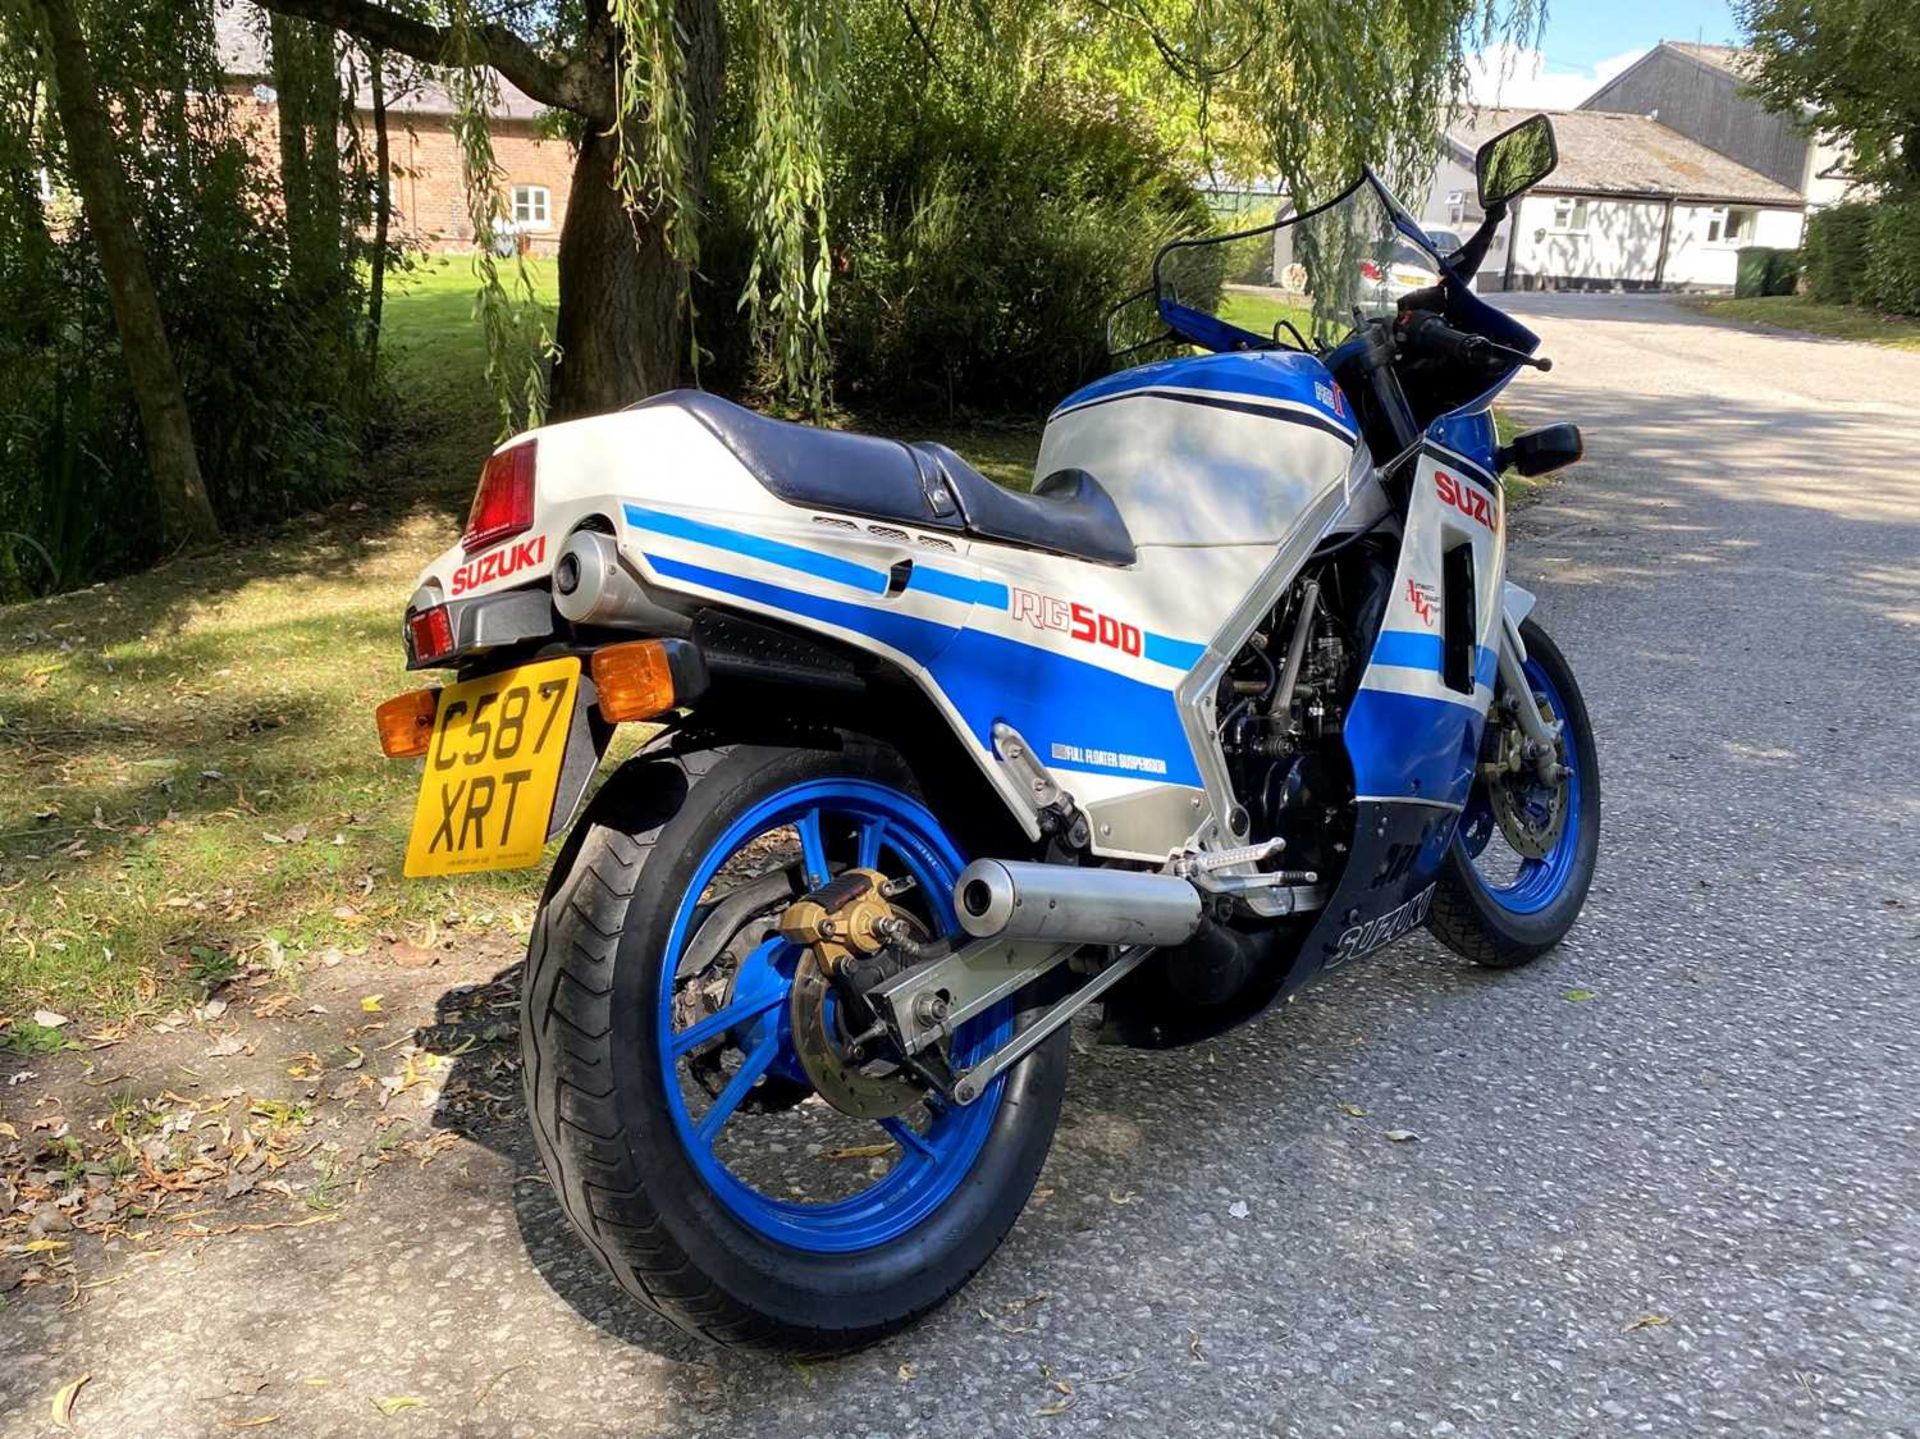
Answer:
1429;618;1601;967
520;737;1068;1353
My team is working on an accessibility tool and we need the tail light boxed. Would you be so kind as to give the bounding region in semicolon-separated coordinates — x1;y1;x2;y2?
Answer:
407;603;456;665
463;440;536;553
1359;259;1383;282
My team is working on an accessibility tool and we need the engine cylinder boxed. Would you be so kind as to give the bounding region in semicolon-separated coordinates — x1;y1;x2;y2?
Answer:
954;859;1203;949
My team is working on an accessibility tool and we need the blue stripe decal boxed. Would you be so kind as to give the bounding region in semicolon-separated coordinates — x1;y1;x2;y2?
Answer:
647;554;957;665
1372;630;1496;683
907;566;1008;609
642;552;1202;787
625;504;889;596
1143;632;1207;671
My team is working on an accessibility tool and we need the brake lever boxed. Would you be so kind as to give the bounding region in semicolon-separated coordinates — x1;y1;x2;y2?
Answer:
1486;339;1551;372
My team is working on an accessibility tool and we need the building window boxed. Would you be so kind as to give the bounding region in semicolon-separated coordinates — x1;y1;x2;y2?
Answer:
1551;197;1590;232
511;184;551;228
1446;189;1466;225
1705;207;1754;245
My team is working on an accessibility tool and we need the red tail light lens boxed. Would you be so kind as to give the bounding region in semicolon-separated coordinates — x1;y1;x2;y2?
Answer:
463;441;536;553
408;604;456;665
1359;259;1383;282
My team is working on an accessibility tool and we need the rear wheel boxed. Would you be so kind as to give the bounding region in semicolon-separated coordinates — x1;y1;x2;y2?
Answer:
521;737;1067;1353
1429;618;1600;968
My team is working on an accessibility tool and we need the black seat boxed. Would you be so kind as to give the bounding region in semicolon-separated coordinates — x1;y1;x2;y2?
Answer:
638;390;1135;567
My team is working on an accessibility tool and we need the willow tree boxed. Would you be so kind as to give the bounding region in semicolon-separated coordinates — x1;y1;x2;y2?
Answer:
252;0;1540;422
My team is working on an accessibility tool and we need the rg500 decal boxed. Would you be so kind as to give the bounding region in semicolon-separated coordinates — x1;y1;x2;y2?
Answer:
1009;586;1143;659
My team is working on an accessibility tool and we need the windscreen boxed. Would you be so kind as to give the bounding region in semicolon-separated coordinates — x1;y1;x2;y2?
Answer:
1141;173;1446;353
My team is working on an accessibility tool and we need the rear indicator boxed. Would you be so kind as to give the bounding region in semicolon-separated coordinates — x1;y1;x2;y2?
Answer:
592;640;677;723
408;604;456;665
463;441;536;553
375;688;439;758
1359;259;1383;282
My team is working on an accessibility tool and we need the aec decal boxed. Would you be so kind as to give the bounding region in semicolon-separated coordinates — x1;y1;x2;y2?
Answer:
451;535;546;596
1008;586;1142;658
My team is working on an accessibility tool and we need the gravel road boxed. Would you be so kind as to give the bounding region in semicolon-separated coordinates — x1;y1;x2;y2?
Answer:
3;293;1915;1438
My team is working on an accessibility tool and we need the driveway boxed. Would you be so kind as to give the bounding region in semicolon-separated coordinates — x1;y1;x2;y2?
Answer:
4;294;1916;1437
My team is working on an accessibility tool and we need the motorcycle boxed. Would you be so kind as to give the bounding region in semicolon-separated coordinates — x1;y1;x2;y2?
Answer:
374;113;1597;1352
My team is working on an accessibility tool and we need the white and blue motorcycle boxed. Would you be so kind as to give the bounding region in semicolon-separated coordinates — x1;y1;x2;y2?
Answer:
377;113;1597;1351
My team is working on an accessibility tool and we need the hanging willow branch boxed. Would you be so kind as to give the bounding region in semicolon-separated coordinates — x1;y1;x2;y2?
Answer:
737;0;840;414
445;0;554;434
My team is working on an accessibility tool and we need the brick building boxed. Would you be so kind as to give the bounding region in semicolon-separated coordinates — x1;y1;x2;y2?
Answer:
216;4;575;256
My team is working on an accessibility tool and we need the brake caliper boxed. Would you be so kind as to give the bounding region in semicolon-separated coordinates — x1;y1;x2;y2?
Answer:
778;870;932;1119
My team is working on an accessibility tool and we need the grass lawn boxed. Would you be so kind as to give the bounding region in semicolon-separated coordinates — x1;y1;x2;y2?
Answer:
0;258;1048;1034
1683;295;1920;352
1219;286;1322;344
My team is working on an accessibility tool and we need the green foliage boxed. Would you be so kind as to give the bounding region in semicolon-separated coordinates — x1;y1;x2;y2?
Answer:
1738;0;1920;192
1864;200;1920;314
1735;246;1800;297
0;0;375;599
1802;203;1874;305
811;79;1215;416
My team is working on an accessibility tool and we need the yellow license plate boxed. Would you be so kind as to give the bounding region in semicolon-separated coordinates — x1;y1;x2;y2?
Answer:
404;657;580;878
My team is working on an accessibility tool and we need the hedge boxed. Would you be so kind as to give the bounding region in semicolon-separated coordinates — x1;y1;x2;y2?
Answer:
1864;201;1920;316
1802;203;1874;305
1735;246;1801;297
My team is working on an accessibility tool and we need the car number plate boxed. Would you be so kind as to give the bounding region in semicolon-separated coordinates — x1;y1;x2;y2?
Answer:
403;657;579;878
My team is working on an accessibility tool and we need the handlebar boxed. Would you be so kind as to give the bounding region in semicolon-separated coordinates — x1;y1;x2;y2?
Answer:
1395;310;1551;372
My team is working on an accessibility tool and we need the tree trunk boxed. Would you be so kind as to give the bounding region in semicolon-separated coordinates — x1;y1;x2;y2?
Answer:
269;13;347;303
365;45;390;370
549;0;723;420
31;0;217;545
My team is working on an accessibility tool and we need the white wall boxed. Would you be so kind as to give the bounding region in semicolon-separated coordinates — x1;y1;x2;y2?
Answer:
1506;193;1668;286
1502;193;1803;289
1663;204;1805;287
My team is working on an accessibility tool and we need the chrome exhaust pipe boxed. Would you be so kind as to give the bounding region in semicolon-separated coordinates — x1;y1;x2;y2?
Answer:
954;859;1203;949
551;530;690;634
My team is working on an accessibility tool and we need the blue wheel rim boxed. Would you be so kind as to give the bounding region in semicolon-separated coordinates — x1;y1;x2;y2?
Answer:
656;778;1012;1253
1458;657;1584;915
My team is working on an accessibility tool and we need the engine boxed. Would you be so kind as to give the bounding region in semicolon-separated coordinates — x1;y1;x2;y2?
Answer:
1217;546;1392;881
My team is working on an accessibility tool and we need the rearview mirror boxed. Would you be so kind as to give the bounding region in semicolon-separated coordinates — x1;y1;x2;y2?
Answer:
1476;114;1558;210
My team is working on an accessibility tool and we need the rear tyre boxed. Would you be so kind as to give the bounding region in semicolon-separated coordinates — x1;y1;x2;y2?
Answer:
520;736;1068;1353
1429;618;1600;968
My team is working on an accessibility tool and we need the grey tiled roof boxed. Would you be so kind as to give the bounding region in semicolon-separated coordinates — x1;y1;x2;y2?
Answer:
1446;106;1804;206
215;0;547;121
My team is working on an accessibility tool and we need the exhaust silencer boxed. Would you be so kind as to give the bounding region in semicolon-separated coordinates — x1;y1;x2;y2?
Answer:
954;859;1203;948
552;530;690;635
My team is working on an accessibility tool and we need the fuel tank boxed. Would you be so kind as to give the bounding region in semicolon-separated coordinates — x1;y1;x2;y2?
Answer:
1035;349;1360;548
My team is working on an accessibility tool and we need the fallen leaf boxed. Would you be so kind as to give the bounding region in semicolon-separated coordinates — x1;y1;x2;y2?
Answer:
360;995;384;1013
32;1010;69;1029
823;1142;894;1161
1382;1129;1420;1143
1562;989;1597;1002
0;1121;16;1139
222;1417;280;1429
387;943;437;970
1187;1330;1207;1362
206;1035;248;1058
1108;1189;1139;1206
1227;1200;1250;1219
896;1363;916;1382
370;1396;423;1416
1336;1102;1368;1118
1035;1398;1075;1417
1622;1313;1670;1332
282;824;309;844
50;1373;90;1431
